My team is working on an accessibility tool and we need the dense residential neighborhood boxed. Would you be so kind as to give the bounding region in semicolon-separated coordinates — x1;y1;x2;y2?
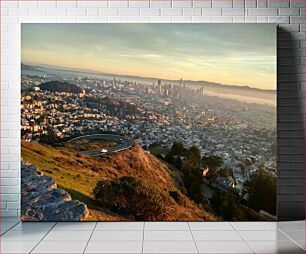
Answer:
21;67;276;216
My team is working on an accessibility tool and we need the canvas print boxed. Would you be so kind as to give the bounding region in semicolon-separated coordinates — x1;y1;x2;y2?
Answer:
21;24;276;221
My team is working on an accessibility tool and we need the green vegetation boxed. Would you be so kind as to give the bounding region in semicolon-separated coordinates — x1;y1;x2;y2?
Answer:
93;176;176;220
22;141;216;221
83;96;140;117
21;141;104;220
211;189;265;221
164;141;186;167
182;146;207;205
171;141;186;156
65;139;117;152
40;81;82;94
165;142;208;206
39;126;57;146
201;155;223;182
163;141;272;220
244;169;276;215
211;189;242;220
149;146;170;156
148;141;171;158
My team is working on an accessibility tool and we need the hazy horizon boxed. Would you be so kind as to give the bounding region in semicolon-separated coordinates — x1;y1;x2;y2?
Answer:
22;62;276;93
21;24;276;90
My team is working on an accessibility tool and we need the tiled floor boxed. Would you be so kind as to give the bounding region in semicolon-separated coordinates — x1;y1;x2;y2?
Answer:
0;218;304;253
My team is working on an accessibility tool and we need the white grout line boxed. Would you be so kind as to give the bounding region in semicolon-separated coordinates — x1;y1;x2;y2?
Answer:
29;222;57;254
82;222;97;254
277;227;305;251
229;222;237;230
187;222;200;254
268;221;277;229
0;220;21;236
230;222;256;254
1;220;305;254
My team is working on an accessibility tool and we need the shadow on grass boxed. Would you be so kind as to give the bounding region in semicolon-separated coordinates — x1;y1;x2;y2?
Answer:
59;186;121;220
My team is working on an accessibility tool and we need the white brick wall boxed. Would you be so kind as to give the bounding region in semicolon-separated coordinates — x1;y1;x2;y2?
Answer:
0;0;305;218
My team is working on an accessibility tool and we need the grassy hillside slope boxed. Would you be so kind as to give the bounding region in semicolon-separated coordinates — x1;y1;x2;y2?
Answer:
21;141;217;221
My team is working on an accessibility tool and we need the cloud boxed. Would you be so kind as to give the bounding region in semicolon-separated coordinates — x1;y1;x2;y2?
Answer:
21;24;276;90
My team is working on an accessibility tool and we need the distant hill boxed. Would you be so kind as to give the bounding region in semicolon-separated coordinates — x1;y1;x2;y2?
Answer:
21;141;217;221
21;63;37;72
22;63;275;93
40;81;82;94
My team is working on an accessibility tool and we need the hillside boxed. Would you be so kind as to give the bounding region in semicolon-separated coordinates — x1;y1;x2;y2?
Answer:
21;162;88;221
21;141;217;221
40;81;82;94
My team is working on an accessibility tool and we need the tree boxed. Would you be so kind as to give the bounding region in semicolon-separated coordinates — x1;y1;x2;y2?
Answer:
187;146;201;163
181;146;206;205
149;141;161;149
93;176;176;220
210;189;244;221
210;189;266;221
174;156;182;170
202;155;223;182
39;126;57;146
165;144;207;206
165;141;185;169
202;155;223;169
171;141;185;156
244;169;276;215
218;167;230;178
165;151;174;164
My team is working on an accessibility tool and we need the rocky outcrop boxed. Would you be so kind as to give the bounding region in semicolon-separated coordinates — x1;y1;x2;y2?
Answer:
21;162;89;221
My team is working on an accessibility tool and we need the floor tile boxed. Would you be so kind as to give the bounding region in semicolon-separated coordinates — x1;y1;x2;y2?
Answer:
144;230;193;241
1;221;21;228
1;221;21;233
90;230;143;241
96;222;143;231
42;230;92;242
32;241;87;253
1;217;21;224
192;230;243;241
231;222;276;231
239;230;290;241
296;241;305;250
143;241;198;253
189;222;234;231
145;222;189;231
1;230;47;242
11;222;55;231
1;228;8;235
282;230;305;241
282;230;305;249
197;241;253;253
1;224;16;235
0;241;37;253
249;240;304;253
85;241;143;253
1;220;304;254
52;222;96;231
276;221;305;231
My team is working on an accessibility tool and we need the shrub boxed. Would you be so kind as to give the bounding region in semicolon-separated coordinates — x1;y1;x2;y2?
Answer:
244;169;276;215
93;176;176;220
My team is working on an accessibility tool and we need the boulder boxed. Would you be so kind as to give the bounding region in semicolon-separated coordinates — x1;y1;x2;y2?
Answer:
21;162;89;221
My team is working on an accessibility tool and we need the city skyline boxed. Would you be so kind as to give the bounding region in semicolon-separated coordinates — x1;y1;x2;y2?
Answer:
21;67;277;221
21;23;276;90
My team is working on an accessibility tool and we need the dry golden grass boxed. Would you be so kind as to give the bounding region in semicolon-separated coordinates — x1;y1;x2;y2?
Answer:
21;141;217;221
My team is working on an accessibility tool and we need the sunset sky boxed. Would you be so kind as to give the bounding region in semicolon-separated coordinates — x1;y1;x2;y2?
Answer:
21;23;276;90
